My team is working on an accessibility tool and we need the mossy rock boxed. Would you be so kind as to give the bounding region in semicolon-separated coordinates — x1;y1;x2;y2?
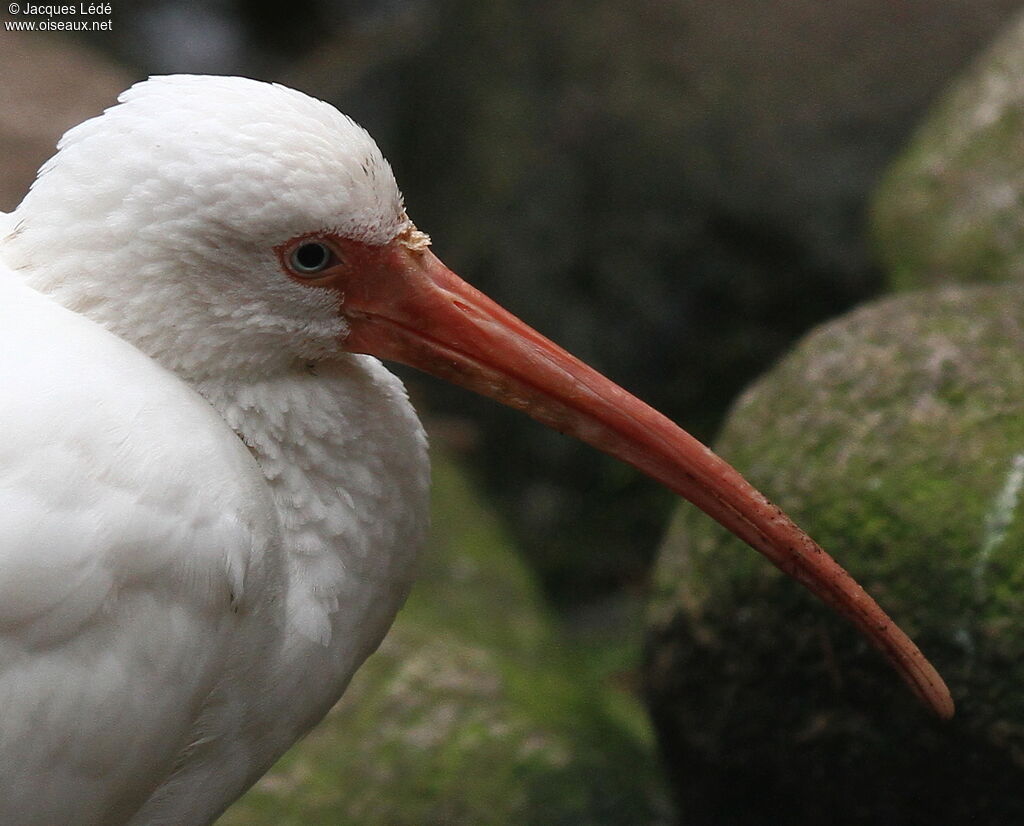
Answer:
646;286;1024;824
219;451;669;825
873;11;1024;290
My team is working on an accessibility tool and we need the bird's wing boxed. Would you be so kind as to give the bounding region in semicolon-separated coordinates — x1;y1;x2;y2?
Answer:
0;273;280;825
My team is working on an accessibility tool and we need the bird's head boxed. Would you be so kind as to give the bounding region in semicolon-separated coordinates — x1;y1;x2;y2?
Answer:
4;75;952;719
6;75;412;378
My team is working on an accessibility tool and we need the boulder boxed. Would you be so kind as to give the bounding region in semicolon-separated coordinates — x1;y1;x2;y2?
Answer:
222;452;671;825
874;10;1024;291
646;287;1024;824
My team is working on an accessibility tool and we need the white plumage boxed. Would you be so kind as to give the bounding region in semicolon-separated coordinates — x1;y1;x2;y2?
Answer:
2;77;428;824
0;75;951;824
0;260;429;824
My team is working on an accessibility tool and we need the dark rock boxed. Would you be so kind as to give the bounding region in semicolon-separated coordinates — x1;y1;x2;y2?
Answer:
646;287;1024;824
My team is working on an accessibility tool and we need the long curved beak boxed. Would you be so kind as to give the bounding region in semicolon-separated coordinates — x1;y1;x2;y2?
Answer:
333;232;953;719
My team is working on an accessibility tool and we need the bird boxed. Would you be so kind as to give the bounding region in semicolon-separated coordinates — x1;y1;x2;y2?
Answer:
0;74;952;824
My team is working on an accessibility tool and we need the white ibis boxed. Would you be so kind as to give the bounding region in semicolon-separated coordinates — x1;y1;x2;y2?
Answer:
0;75;951;824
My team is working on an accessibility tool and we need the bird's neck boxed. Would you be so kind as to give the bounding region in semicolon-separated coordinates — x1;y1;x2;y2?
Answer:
194;356;430;652
129;356;430;820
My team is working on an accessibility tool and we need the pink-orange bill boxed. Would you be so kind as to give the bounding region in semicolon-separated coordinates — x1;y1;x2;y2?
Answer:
281;229;954;720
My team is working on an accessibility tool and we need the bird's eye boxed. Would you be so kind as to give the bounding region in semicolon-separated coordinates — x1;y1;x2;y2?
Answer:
289;241;334;275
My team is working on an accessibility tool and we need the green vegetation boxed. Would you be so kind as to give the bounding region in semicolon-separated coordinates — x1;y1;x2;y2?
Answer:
873;11;1024;290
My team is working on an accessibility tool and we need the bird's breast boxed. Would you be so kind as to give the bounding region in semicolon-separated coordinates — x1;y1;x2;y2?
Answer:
188;354;431;771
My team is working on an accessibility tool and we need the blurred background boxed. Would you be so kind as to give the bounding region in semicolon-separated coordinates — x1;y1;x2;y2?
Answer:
5;1;1024;822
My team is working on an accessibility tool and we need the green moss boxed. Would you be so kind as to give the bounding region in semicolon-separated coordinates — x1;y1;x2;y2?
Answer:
873;12;1024;290
646;286;1024;824
220;451;669;825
